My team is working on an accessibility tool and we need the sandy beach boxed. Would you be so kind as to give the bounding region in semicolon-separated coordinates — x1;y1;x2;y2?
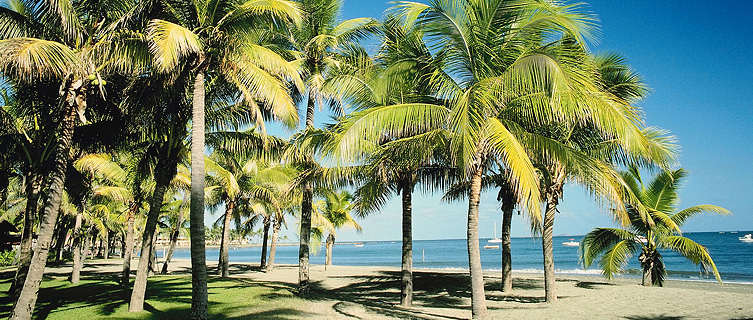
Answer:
33;258;753;319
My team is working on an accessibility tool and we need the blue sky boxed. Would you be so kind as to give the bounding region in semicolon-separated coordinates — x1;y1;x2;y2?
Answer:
255;1;753;242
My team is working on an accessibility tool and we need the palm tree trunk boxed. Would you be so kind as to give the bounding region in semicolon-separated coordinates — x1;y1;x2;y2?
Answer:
218;201;234;277
298;92;316;295
501;201;514;293
260;216;270;269
148;234;159;274
161;209;184;274
70;213;84;283
104;231;110;260
121;204;137;284
400;185;413;307
467;166;488;319
266;216;281;272
542;168;565;304
189;69;209;320
10;81;82;320
325;234;334;269
128;157;175;312
53;220;67;263
10;172;41;298
298;184;313;295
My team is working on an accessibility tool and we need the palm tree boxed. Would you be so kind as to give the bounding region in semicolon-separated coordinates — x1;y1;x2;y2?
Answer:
206;150;292;277
0;0;140;315
161;193;189;274
145;1;302;315
522;51;678;303
581;168;728;286
311;190;361;269
287;0;378;295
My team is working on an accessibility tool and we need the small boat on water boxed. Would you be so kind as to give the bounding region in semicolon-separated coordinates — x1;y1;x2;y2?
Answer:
353;243;364;247
731;231;738;234
488;222;502;243
739;234;753;243
484;244;499;249
562;239;579;247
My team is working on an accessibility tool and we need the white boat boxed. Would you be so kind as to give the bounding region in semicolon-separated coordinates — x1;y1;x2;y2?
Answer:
484;245;499;249
739;234;753;242
354;243;364;247
488;222;502;243
562;239;579;247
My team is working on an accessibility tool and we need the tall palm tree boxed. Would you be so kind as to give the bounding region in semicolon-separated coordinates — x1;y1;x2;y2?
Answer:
311;190;361;269
0;0;140;315
288;0;378;295
331;1;645;316
581;167;728;286
522;51;676;303
145;1;302;315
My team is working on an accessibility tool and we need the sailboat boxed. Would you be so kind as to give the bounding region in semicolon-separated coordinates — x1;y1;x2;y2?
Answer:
488;222;502;243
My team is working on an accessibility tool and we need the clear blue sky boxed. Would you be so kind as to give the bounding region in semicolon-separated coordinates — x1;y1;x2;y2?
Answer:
255;1;753;242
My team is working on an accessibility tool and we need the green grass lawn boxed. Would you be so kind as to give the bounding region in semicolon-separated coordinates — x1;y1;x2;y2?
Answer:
0;274;313;319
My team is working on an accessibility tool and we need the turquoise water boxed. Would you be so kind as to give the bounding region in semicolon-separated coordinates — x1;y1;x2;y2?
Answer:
171;232;753;283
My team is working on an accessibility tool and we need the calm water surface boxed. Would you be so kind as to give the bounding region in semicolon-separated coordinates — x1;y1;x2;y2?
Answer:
170;232;753;283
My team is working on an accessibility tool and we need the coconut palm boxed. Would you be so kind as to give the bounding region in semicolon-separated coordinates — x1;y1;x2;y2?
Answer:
205;150;293;277
581;168;728;286
310;190;361;269
287;0;379;295
144;1;302;315
0;0;142;314
160;194;189;274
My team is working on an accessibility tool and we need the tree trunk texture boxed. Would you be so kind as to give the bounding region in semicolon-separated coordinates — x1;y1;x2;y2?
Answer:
467;166;488;319
70;214;84;283
10;173;41;299
218;201;234;277
400;185;413;307
104;232;110;259
260;216;270;269
53;220;67;263
148;234;159;274
325;234;334;269
297;93;316;295
298;183;313;295
501;201;514;293
266;216;281;272
189;70;208;320
542;167;565;304
161;208;184;274
10;79;83;320
128;157;175;312
121;203;137;285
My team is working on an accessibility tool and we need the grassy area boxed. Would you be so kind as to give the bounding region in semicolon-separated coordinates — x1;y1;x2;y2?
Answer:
0;274;312;319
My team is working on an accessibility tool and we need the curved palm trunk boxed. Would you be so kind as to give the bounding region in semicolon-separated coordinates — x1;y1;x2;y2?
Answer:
70;213;84;283
10;81;83;320
161;209;184;274
260;216;270;269
218;201;234;277
128;158;175;312
121;204;137;284
500;202;514;293
400;185;413;307
10;173;41;298
325;234;334;269
298;93;315;296
467;166;488;319
266;216;281;272
542;169;565;304
189;70;209;319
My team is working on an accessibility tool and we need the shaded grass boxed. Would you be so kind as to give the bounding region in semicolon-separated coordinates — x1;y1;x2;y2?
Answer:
0;274;313;319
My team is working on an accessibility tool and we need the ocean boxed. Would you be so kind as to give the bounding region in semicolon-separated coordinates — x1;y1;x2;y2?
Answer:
170;231;753;283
